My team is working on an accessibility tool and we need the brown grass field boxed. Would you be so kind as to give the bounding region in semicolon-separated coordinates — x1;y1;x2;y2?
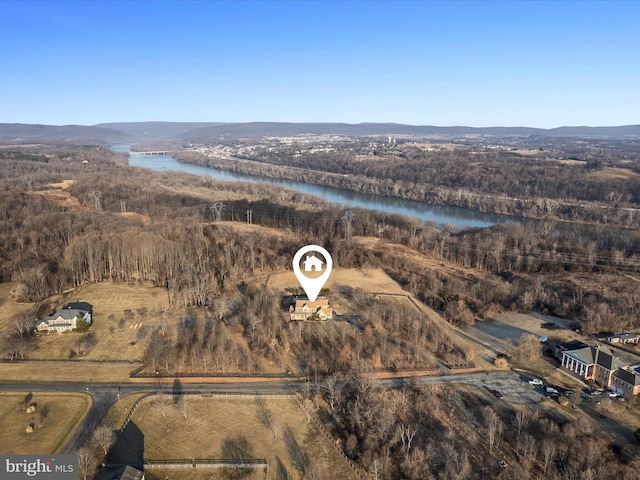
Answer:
0;282;40;333
29;281;170;361
266;266;407;314
0;392;92;454
126;396;358;480
0;362;134;383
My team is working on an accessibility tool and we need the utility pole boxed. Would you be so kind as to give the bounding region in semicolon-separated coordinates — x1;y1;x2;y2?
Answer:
246;209;253;224
89;191;103;211
342;210;355;239
209;202;226;222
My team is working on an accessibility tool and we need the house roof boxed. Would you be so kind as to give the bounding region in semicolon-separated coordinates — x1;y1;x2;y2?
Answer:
613;368;640;386
293;298;329;310
44;309;83;322
563;344;624;370
558;340;590;351
110;465;144;480
63;301;92;314
566;346;595;365
594;346;619;370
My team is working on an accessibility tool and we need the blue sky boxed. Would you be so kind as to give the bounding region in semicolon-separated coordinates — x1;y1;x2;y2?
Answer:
1;1;638;128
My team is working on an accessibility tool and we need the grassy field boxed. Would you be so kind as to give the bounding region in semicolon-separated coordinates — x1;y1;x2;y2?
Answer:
266;266;408;316
0;362;134;383
0;392;92;454
121;396;357;480
29;281;170;361
0;282;40;333
103;393;148;429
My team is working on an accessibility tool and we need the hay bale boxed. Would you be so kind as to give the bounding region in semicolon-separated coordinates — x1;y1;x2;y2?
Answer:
26;405;36;414
26;424;34;433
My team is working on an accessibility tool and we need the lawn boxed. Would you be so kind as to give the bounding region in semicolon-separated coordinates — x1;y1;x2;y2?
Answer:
0;282;41;333
0;392;92;454
116;395;358;480
28;281;170;361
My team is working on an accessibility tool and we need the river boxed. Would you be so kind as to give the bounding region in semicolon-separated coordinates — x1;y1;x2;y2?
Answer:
113;145;517;229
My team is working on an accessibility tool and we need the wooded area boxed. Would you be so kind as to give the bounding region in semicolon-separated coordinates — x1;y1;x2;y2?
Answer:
2;142;640;478
175;136;640;227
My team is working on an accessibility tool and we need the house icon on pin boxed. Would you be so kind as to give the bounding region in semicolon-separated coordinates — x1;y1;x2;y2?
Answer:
302;254;324;272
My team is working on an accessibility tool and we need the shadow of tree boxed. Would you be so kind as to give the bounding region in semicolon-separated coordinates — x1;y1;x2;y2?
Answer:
106;421;144;470
284;427;307;477
275;457;289;480
221;435;254;480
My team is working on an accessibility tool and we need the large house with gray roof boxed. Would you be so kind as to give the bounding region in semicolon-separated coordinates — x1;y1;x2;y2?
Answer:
36;302;92;333
559;342;640;397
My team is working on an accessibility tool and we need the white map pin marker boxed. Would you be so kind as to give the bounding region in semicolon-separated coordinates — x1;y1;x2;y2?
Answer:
293;245;333;302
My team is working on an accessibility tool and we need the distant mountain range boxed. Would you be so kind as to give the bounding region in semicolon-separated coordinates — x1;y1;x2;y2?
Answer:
1;121;639;145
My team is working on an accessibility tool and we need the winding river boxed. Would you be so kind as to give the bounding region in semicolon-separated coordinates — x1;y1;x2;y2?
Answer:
113;145;517;229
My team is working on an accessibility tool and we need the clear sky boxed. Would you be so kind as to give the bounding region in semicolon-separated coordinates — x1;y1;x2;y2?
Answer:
1;0;638;128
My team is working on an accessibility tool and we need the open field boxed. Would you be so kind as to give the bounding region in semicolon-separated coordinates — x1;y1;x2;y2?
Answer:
31;179;87;210
104;393;148;429
144;470;264;480
0;282;39;333
116;396;358;480
266;266;407;296
29;281;170;361
589;166;640;180
0;362;134;382
0;392;92;454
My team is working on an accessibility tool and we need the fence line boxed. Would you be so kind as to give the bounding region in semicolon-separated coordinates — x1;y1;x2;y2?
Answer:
131;369;294;378
295;393;367;480
143;458;268;470
118;391;297;436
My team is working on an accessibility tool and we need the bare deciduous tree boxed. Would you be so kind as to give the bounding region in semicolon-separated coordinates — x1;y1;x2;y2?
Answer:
540;438;556;473
91;424;116;456
483;406;502;453
76;446;97;480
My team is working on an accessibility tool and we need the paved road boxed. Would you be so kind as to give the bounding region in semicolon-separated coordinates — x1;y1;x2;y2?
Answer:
4;371;633;450
0;370;544;452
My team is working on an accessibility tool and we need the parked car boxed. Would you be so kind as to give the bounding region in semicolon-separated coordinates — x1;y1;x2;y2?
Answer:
492;390;504;399
529;378;543;386
609;391;622;398
546;387;559;396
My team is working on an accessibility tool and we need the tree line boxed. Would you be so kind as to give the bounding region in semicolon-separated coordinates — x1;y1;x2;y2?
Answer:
175;138;640;227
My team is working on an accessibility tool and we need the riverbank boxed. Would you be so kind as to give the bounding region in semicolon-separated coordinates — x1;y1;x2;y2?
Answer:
126;149;513;229
172;148;640;229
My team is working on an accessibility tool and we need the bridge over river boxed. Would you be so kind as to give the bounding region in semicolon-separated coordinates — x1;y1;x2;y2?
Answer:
129;150;171;156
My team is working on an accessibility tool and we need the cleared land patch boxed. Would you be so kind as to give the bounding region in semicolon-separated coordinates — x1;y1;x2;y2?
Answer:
118;396;357;480
0;282;39;333
0;392;91;454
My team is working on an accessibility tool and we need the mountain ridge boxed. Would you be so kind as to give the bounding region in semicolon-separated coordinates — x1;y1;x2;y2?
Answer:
1;121;639;144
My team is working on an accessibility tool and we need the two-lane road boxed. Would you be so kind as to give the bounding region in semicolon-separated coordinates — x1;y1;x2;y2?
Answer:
0;370;543;452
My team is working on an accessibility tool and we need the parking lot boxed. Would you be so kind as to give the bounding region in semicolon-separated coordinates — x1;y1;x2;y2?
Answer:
413;370;545;404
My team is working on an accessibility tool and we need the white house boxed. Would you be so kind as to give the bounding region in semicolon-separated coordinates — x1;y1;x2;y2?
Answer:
37;302;92;333
289;297;332;321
